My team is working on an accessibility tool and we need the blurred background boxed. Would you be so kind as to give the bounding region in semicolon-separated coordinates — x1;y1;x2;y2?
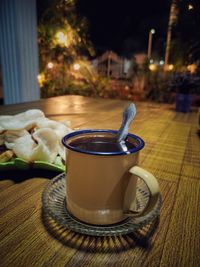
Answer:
0;0;200;111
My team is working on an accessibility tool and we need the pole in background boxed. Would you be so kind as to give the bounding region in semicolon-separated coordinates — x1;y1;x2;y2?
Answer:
107;52;111;78
147;29;155;60
164;0;178;71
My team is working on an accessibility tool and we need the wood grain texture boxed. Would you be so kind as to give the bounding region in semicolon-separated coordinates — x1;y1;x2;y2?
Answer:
0;180;14;191
181;126;200;180
160;177;200;267
0;95;199;267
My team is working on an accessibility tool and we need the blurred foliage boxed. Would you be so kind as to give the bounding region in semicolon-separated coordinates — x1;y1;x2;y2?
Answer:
144;70;200;106
38;0;94;60
169;72;200;95
37;0;200;105
38;0;103;98
144;71;174;103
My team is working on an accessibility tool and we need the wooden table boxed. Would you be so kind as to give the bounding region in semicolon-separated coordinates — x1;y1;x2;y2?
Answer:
0;95;199;267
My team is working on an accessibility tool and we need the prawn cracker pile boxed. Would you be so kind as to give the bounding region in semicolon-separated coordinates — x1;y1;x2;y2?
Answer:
0;109;72;164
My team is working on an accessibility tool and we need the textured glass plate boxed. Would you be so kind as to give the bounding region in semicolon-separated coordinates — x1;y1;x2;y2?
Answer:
0;157;65;172
42;173;162;236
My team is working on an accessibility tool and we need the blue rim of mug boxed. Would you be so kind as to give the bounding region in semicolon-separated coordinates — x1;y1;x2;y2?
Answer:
62;129;145;156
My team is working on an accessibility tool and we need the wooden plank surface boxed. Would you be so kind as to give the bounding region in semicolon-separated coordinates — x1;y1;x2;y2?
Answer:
0;95;199;267
160;176;200;267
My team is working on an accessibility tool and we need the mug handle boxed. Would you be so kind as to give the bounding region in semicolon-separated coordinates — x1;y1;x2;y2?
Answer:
124;166;160;217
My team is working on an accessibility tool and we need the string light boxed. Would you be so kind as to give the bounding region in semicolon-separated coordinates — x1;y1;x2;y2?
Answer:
149;64;157;71
73;63;81;71
187;64;197;73
56;31;68;46
188;4;194;10
37;73;45;86
47;62;54;69
168;64;174;71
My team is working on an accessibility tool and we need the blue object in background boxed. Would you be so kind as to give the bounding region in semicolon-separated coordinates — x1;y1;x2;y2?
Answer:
176;93;192;113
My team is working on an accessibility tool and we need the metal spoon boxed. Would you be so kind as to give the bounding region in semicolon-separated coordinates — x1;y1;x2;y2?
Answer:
117;103;136;151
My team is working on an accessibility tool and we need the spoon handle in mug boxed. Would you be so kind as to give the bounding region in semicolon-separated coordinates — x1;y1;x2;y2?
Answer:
117;103;136;143
124;166;160;217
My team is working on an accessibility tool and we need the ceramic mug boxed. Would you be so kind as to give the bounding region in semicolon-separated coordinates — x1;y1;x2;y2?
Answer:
62;129;160;225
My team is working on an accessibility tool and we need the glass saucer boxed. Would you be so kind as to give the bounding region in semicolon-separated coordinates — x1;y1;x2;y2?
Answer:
42;173;162;236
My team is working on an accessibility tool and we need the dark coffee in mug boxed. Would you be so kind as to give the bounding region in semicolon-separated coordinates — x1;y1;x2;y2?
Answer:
69;136;137;152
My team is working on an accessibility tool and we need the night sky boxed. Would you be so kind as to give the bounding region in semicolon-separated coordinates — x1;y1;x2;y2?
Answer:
37;0;172;57
76;0;171;57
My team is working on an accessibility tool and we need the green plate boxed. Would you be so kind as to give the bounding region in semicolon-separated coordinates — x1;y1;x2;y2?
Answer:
0;156;65;172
